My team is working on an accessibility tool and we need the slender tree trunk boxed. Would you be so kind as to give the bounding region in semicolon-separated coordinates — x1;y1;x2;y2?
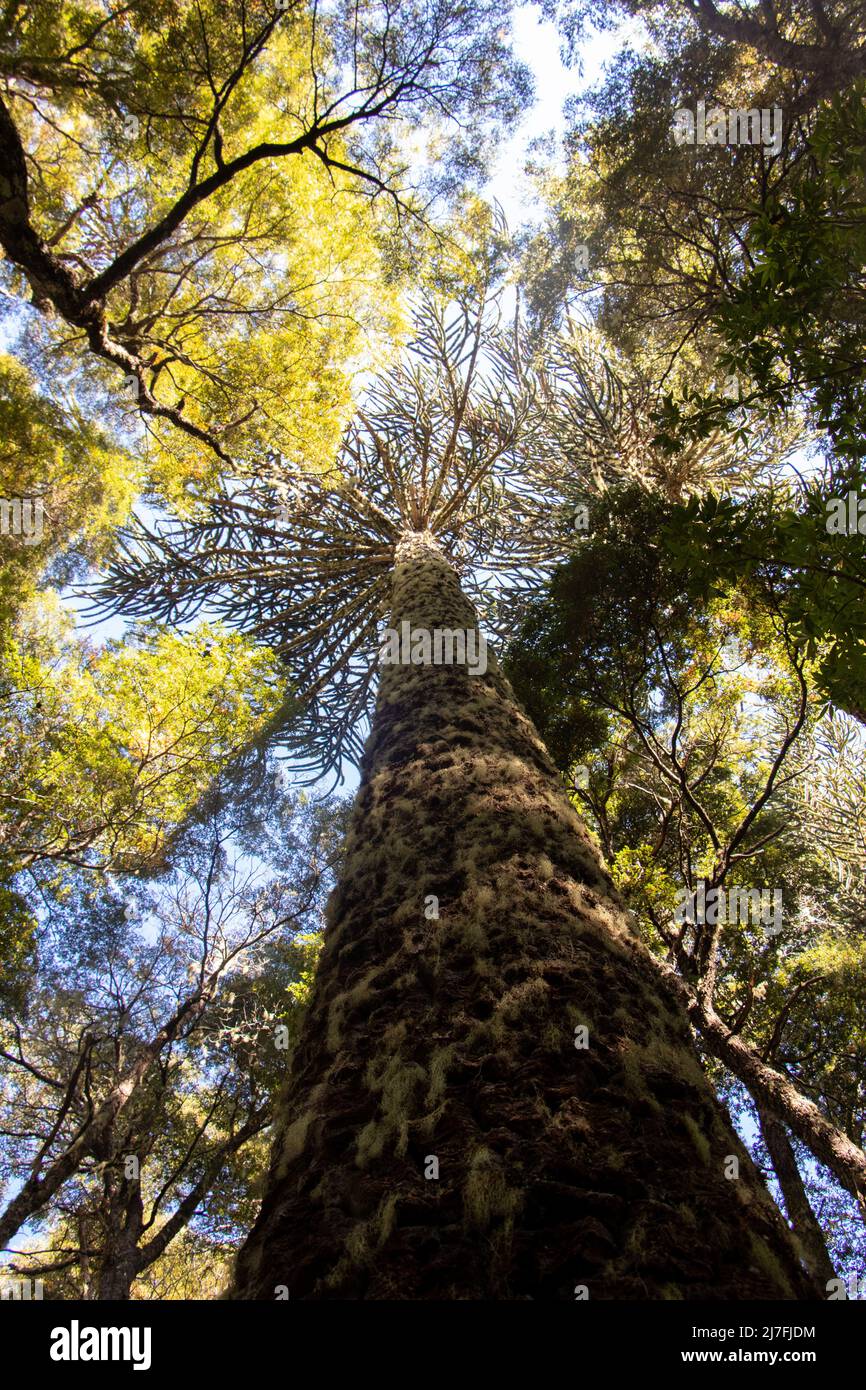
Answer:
0;984;211;1251
656;960;866;1206
234;532;818;1300
78;1214;96;1299
757;1103;839;1291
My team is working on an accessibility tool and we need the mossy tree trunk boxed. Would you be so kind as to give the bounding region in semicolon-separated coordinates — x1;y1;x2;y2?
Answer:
233;531;818;1300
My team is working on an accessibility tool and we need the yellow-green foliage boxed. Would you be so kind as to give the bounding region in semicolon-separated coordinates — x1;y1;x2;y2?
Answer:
286;932;324;1010
0;885;37;1014
5;12;407;507
0;354;136;632
0;603;287;889
612;843;678;914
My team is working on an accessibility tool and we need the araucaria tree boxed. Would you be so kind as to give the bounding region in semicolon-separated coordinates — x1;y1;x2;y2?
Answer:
98;296;819;1299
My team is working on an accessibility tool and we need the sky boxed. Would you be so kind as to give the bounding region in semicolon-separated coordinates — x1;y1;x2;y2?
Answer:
486;5;636;228
487;7;576;227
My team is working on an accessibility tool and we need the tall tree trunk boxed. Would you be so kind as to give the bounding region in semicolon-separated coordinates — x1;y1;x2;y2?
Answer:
757;1103;839;1291
233;532;818;1300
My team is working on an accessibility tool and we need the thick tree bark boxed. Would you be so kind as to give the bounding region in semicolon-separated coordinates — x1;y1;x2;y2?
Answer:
757;1104;839;1291
233;532;818;1299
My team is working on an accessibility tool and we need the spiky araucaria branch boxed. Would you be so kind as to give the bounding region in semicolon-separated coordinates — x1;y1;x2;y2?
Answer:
90;293;583;779
531;319;808;501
